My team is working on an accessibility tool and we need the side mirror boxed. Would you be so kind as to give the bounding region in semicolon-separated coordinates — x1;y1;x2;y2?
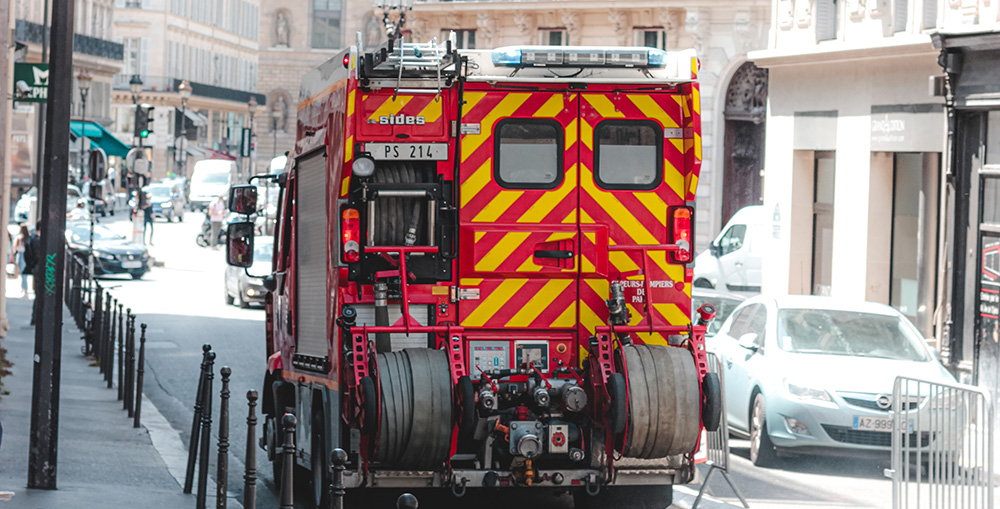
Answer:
229;185;258;215
738;333;759;352
710;243;722;257
226;222;255;267
262;275;277;293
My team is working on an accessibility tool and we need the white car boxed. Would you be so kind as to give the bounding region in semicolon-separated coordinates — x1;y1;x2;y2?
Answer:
694;205;766;295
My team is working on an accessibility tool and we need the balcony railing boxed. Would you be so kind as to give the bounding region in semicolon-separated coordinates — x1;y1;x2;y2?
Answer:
15;19;124;61
113;75;266;105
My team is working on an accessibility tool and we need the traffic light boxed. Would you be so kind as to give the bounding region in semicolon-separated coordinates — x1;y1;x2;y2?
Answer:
134;104;155;139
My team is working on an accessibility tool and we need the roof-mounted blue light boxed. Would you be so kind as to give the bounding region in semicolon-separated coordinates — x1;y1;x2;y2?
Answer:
647;48;668;67
492;47;522;66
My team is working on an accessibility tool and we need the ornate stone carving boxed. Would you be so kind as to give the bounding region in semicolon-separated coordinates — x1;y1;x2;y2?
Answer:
795;0;812;27
848;0;867;20
561;10;582;45
608;9;627;36
733;11;753;53
868;0;889;18
362;11;384;49
407;15;427;43
513;11;534;38
444;12;462;30
476;13;497;47
684;8;705;54
724;62;768;123
778;0;795;29
659;9;682;49
270;91;290;132
274;9;290;48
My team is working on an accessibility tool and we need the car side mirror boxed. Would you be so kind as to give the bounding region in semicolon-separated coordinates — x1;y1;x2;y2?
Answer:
226;222;255;267
262;275;277;293
738;333;759;352
710;243;722;257
229;185;257;215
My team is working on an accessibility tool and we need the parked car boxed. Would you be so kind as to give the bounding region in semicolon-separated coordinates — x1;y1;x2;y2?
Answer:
189;159;234;211
710;295;957;466
65;221;150;279
224;236;272;308
15;185;84;223
144;183;185;222
692;288;746;337
694;205;766;295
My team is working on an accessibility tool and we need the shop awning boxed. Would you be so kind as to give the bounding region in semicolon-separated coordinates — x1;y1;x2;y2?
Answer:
69;121;129;159
183;108;208;127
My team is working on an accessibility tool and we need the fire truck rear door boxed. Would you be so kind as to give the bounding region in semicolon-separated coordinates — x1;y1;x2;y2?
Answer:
457;90;580;330
577;91;691;345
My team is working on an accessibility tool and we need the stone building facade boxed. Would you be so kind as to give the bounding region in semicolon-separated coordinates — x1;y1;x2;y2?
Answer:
409;0;773;250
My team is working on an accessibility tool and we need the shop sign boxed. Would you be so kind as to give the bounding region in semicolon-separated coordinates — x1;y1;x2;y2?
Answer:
870;104;944;152
13;63;49;103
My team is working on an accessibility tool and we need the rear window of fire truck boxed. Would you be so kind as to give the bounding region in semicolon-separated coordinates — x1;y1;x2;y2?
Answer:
494;119;563;189
594;120;662;190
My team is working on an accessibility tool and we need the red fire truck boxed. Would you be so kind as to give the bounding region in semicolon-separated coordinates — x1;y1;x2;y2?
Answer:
226;28;720;508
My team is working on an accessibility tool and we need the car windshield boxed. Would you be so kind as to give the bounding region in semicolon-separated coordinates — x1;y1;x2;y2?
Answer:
776;309;928;361
198;172;229;185
693;296;744;336
68;223;125;243
146;186;171;198
254;242;273;264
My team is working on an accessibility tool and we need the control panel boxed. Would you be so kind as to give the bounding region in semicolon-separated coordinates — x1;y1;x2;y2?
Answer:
514;340;549;373
469;341;509;374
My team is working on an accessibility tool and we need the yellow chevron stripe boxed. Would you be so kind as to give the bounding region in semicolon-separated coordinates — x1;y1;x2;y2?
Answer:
693;85;701;115
585;279;609;300
610;251;640;273
533;94;564;118
462;92;487;116
565;118;578;149
627;95;679;128
680;94;690;117
517;258;542;272
462;93;531;161
472;190;523;223
461;159;492;207
653;303;689;326
584;231;596;243
688;174;699;197
550;303;577;328
417;98;443;123
475;231;531;272
545;231;576;242
584;95;625;119
579;299;606;335
506;279;573;327
517;164;577;223
474;231;486;243
462;278;527;327
581;254;596;273
345;135;354;162
580;209;595;224
340;176;350;197
695;132;702;159
460;278;483;286
635;192;667;228
563;209;577;224
581;166;657;244
368;95;413;121
664;159;685;200
347;89;355;117
580;118;594;150
670;138;684;153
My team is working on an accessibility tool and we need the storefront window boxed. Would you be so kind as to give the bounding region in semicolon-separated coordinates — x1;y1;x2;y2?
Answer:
812;152;835;296
988;111;1000;166
984;177;1000;225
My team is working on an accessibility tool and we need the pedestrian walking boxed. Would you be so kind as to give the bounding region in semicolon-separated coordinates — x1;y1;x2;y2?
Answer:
12;225;29;298
24;222;41;326
209;195;226;249
142;191;154;245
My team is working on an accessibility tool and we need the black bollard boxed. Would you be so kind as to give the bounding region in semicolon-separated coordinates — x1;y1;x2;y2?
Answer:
184;344;213;494
397;493;419;509
243;390;258;509
93;285;102;369
196;352;216;509
103;297;112;387
125;313;136;416
216;366;231;509
329;448;347;509
117;303;124;400
133;324;147;428
279;413;296;509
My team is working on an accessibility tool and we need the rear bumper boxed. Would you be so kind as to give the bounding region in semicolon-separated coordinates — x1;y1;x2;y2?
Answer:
341;466;688;489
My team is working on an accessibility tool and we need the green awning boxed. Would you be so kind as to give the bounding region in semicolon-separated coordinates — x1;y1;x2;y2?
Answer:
69;121;129;159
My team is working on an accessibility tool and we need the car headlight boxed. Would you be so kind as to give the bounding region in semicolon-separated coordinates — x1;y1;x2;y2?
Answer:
97;252;115;260
785;380;833;403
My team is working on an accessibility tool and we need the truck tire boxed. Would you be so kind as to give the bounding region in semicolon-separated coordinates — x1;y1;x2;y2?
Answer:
622;344;700;458
702;372;722;432
607;373;627;435
310;407;330;509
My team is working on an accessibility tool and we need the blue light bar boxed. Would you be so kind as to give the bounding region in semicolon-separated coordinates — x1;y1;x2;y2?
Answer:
492;47;522;66
647;49;668;67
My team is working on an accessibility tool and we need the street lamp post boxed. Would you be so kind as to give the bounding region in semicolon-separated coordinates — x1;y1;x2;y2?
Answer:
176;79;192;179
129;75;144;244
77;68;93;274
129;74;143;148
247;96;257;182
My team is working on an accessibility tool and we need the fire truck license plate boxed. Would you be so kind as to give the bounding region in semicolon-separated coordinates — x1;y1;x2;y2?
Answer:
368;143;448;161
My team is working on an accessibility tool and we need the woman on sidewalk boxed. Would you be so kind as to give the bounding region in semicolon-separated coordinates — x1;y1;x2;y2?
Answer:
11;225;28;298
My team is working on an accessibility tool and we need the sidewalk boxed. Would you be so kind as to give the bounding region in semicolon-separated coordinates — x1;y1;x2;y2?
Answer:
0;297;195;507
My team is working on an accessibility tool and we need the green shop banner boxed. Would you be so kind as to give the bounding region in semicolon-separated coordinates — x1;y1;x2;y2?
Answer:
14;63;49;103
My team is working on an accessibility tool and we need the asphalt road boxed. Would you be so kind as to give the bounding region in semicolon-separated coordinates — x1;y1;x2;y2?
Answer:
93;210;894;509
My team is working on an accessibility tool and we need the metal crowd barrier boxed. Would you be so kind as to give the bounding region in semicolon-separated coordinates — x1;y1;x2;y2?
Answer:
886;376;994;509
693;351;749;508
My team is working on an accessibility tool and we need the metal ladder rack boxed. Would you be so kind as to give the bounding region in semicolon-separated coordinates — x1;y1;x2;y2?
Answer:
360;33;461;93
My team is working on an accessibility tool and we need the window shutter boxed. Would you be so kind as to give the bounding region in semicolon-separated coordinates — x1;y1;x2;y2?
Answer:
815;0;837;42
140;38;150;79
921;0;937;29
894;0;908;32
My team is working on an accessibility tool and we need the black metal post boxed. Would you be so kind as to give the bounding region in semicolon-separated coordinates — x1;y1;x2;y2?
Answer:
124;312;135;415
279;413;296;509
329;448;347;509
397;493;419;509
28;0;74;489
104;297;112;388
93;284;103;370
243;390;258;509
196;352;216;509
133;324;147;428
216;366;231;509
116;303;124;400
184;344;212;494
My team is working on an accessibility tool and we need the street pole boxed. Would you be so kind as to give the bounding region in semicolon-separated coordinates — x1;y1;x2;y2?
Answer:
0;0;15;336
32;0;50;217
77;69;93;275
28;0;73;489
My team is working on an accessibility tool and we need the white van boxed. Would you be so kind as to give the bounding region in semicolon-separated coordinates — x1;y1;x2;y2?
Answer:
189;159;234;211
693;205;767;295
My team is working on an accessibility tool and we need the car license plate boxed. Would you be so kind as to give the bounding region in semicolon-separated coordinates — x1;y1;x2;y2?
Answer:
853;416;912;433
367;143;448;161
121;260;141;269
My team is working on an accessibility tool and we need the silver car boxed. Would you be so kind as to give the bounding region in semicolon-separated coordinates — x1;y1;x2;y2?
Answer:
710;295;957;466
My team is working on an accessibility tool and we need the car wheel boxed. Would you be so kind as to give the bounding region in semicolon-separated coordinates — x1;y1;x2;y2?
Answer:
224;287;234;306
693;278;714;289
750;393;779;467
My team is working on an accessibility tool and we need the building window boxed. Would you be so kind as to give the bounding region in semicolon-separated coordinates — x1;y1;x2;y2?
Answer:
539;28;569;46
443;29;475;49
594;120;662;190
889;153;939;334
812;152;836;296
312;0;342;49
494;119;563;189
816;0;838;42
893;0;908;32
634;28;666;50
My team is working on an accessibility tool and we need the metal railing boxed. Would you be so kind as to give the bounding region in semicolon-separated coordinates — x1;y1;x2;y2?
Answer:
693;351;749;508
886;376;994;509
